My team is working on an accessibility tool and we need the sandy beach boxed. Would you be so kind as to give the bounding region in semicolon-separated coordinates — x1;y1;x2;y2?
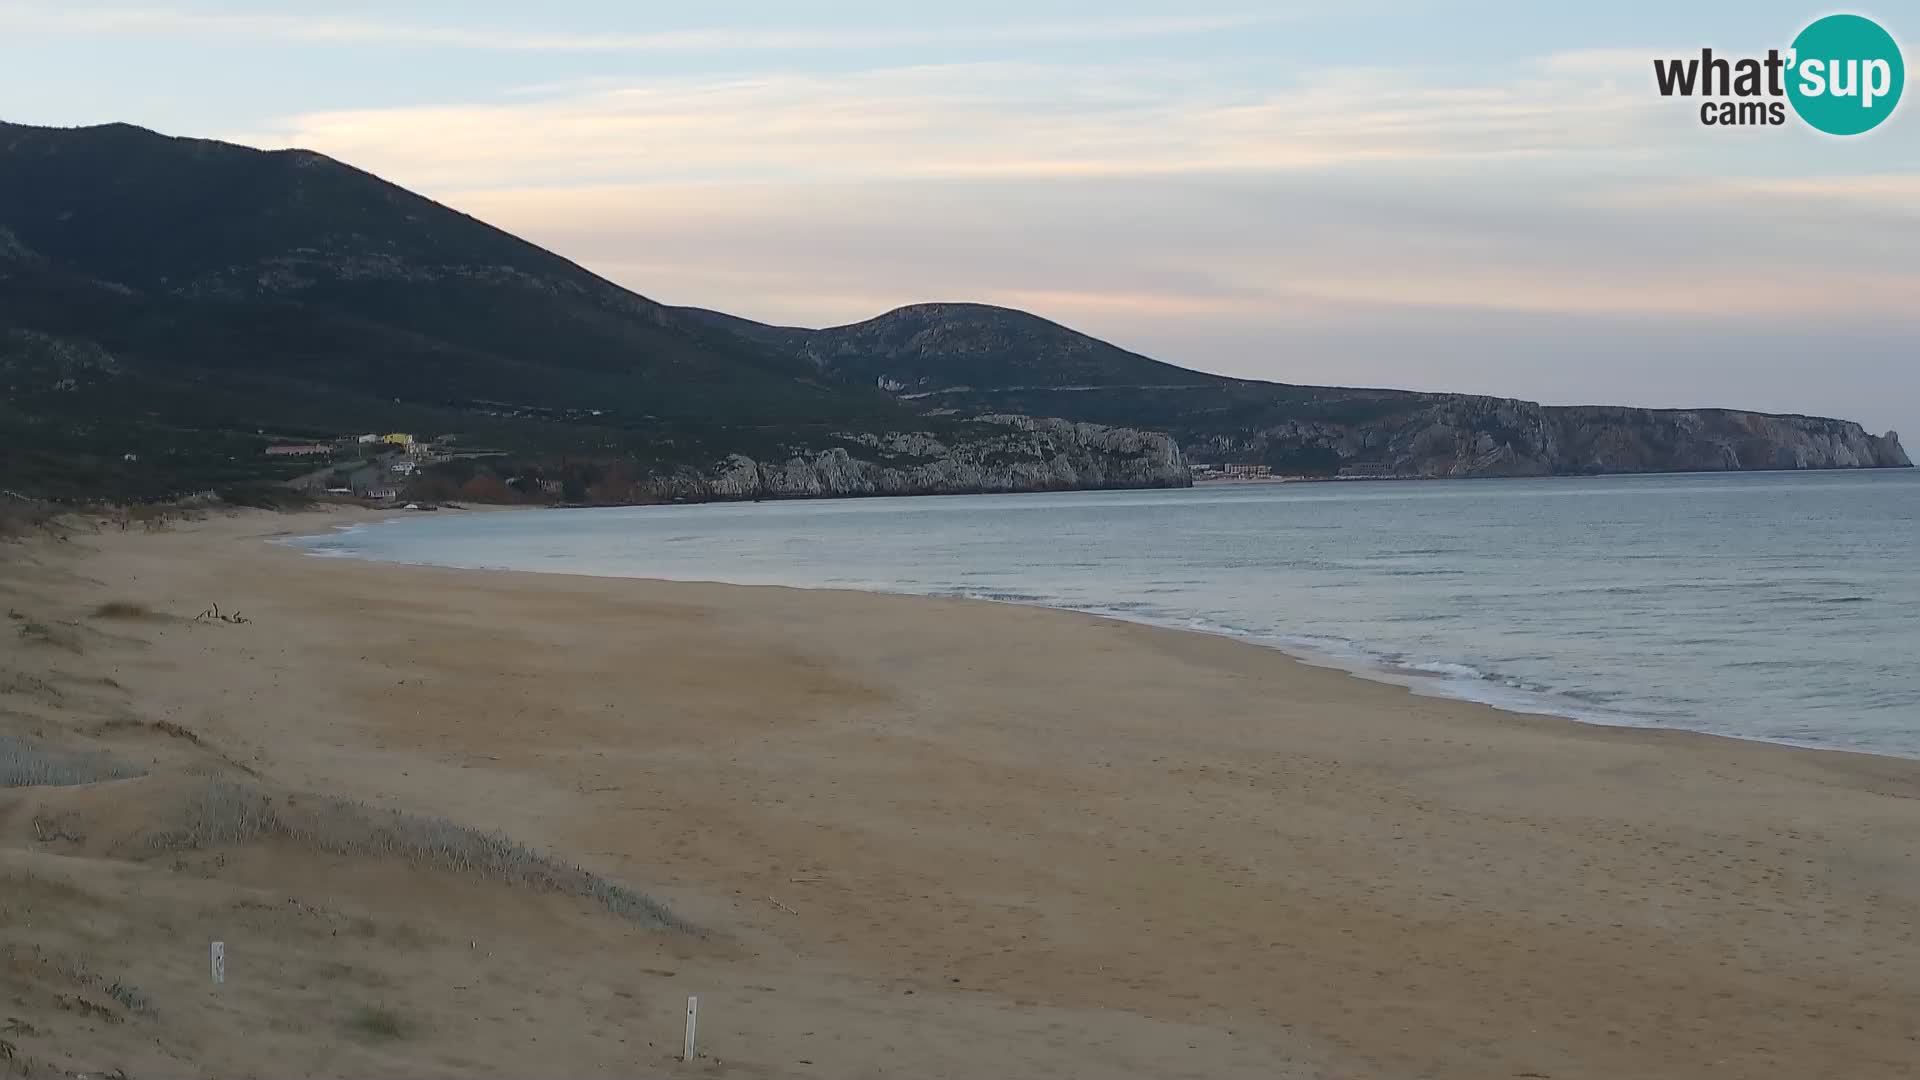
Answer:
3;505;1919;1078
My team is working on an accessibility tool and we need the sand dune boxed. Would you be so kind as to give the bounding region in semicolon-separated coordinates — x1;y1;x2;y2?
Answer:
3;506;1918;1078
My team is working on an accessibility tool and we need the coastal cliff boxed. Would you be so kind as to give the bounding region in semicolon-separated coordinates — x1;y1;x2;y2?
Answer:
1184;396;1910;478
628;415;1189;501
1547;407;1907;474
684;305;1911;481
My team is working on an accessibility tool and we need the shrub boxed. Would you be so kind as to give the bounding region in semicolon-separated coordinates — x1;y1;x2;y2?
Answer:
105;980;154;1015
345;1004;409;1040
90;601;152;619
15;621;82;652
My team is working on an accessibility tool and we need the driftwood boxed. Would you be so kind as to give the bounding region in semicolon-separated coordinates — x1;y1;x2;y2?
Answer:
195;602;251;625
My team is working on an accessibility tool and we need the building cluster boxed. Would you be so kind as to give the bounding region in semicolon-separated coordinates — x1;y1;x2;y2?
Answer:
273;432;447;502
265;433;424;460
1189;463;1274;480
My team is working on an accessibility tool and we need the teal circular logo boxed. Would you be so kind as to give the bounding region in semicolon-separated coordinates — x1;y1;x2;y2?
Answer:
1787;14;1905;135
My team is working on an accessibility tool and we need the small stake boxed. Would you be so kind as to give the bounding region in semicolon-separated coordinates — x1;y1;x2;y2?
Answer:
210;941;225;985
683;995;698;1061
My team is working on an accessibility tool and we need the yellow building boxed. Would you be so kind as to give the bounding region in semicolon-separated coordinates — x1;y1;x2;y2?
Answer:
382;433;415;447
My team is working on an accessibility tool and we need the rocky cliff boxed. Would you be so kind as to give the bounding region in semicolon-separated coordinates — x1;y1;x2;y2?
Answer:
627;416;1189;501
689;305;1910;482
1183;395;1909;478
1545;406;1907;474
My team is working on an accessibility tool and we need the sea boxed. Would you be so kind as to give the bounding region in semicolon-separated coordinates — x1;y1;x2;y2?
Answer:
289;470;1920;759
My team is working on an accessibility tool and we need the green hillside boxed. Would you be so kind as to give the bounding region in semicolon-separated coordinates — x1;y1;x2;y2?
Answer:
0;121;906;499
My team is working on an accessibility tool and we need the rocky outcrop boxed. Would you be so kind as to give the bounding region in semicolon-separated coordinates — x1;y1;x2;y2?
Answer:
1184;394;1909;478
1545;407;1907;474
632;415;1190;501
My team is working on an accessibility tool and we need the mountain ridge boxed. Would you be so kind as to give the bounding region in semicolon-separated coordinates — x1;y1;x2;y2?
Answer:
0;120;1190;500
686;305;1910;477
678;302;1228;393
0;120;1906;503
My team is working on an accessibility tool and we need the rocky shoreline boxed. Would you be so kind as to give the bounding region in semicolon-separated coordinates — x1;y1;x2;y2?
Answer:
629;415;1191;501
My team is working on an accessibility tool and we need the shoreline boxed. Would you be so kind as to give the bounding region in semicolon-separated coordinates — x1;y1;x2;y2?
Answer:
280;503;1920;767
7;505;1920;1078
1191;464;1916;485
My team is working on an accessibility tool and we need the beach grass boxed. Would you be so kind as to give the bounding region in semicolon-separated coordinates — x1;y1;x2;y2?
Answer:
0;734;146;788
89;601;155;619
344;1003;411;1041
145;779;686;930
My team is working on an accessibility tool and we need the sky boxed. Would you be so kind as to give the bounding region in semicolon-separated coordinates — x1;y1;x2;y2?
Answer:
4;1;1916;435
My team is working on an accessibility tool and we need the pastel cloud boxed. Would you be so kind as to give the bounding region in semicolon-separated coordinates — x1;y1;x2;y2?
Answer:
446;171;1919;323
0;3;1292;51
228;56;1678;192
6;0;1913;433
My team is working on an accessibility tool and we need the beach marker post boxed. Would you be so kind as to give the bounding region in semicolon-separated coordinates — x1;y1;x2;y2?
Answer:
683;995;698;1061
210;941;225;985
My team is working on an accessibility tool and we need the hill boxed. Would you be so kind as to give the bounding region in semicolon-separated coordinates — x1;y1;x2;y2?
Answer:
689;306;1911;478
1;120;1905;503
0;122;1184;501
679;302;1225;394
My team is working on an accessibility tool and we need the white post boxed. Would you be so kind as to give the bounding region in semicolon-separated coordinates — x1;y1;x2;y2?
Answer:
210;941;225;985
683;995;698;1061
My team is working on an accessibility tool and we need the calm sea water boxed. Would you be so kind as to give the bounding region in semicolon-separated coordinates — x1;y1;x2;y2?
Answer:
291;470;1920;758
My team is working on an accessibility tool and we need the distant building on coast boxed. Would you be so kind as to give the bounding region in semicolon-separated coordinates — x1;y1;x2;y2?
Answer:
1193;463;1274;480
382;433;415;447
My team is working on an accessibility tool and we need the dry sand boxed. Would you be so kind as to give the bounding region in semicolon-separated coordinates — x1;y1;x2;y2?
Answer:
2;505;1918;1078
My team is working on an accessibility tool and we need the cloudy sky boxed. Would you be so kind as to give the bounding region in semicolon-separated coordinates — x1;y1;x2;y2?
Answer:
5;1;1915;434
